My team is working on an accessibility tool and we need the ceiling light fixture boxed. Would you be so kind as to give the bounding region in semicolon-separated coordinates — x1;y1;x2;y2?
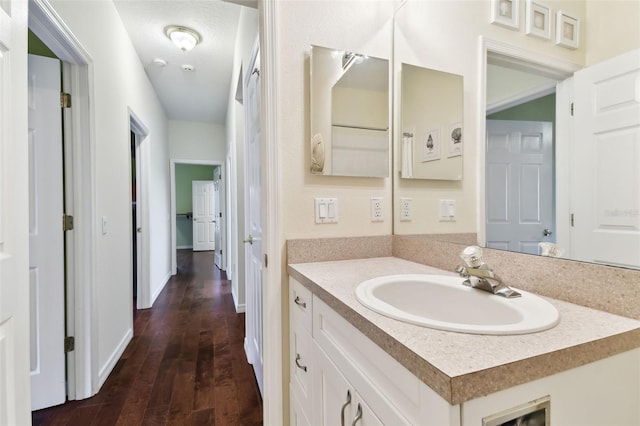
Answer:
165;25;201;52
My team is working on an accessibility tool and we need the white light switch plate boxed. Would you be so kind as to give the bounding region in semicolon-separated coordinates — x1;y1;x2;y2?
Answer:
315;198;338;224
439;199;456;221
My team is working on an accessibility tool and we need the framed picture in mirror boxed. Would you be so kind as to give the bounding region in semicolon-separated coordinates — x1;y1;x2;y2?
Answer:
421;129;440;162
447;122;462;157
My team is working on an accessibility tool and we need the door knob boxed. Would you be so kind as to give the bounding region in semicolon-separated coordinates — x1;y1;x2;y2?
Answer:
543;229;553;236
244;235;254;245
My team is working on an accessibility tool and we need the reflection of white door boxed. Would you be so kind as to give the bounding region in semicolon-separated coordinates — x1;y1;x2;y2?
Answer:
571;49;640;269
486;120;554;254
192;180;215;251
28;54;66;410
244;41;263;395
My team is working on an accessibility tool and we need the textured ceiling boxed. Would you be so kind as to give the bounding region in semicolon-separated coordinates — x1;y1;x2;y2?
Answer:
113;0;243;124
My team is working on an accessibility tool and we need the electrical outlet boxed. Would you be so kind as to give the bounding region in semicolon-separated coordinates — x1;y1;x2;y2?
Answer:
400;198;412;221
371;197;383;222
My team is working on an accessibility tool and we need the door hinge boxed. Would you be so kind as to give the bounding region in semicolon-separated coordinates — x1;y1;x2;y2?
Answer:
63;214;74;231
60;92;72;109
65;336;75;353
571;213;574;227
264;253;268;268
570;102;574;116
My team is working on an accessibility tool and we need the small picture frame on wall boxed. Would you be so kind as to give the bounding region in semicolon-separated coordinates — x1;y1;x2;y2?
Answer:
447;123;462;158
525;0;551;40
490;0;520;30
421;129;440;162
555;10;579;49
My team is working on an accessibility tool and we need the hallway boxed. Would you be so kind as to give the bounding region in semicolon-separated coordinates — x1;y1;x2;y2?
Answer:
32;250;263;425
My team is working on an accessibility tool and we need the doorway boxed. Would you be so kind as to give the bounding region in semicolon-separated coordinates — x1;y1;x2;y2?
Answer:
479;39;578;253
129;111;150;310
170;160;225;274
28;0;97;403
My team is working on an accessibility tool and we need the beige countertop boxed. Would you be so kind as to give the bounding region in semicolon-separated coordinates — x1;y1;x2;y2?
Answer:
288;257;640;405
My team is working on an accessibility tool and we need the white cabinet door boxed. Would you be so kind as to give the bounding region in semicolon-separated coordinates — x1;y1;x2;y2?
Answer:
313;343;383;426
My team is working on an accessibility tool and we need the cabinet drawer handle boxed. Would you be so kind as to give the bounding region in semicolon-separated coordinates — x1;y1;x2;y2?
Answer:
295;353;307;372
340;390;351;426
351;403;362;426
294;296;307;308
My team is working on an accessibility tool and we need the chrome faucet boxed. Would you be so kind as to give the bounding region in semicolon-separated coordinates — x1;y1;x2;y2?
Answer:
456;246;521;298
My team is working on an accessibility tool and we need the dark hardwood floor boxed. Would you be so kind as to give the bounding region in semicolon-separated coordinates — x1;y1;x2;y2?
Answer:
33;250;263;426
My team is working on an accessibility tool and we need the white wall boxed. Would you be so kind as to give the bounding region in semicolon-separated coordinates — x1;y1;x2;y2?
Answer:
169;120;226;161
49;0;171;387
226;6;258;312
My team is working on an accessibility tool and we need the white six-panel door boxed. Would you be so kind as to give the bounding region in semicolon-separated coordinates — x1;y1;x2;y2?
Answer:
486;120;554;254
192;180;215;251
1;1;32;423
245;41;264;396
28;54;66;411
571;49;640;268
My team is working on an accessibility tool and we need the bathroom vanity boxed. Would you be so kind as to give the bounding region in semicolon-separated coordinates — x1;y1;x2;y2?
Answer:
288;256;640;425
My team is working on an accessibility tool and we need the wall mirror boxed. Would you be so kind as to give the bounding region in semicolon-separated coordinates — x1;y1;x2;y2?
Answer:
391;1;640;270
399;63;463;180
310;45;390;177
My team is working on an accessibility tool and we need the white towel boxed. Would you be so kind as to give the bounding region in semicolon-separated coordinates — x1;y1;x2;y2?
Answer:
401;134;413;178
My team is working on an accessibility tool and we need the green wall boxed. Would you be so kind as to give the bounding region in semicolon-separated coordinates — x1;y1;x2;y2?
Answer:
176;164;215;248
28;30;57;58
487;93;556;125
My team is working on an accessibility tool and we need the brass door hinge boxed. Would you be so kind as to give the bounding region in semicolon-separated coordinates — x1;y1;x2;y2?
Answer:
61;92;72;109
264;253;268;268
570;102;574;116
571;213;575;227
63;214;74;231
65;336;75;353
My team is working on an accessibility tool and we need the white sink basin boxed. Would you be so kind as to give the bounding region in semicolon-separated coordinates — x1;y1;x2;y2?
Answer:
355;274;560;335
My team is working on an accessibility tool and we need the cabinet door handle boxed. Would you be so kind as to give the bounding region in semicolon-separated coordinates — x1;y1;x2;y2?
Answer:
351;403;363;426
294;296;307;308
294;353;307;372
340;390;351;426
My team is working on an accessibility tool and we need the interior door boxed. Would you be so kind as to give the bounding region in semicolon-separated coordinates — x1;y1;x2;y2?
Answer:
192;180;215;251
214;178;222;268
1;3;33;423
486;120;554;254
244;42;263;395
571;49;640;268
28;54;66;410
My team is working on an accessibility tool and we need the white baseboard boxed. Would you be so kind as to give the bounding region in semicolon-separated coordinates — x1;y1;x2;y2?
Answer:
150;271;172;307
177;245;193;250
98;327;133;388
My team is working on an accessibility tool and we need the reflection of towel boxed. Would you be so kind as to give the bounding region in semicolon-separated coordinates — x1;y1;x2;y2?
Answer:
311;133;325;173
401;134;413;178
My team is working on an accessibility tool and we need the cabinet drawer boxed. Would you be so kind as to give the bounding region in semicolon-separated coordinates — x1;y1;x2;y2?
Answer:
290;277;312;333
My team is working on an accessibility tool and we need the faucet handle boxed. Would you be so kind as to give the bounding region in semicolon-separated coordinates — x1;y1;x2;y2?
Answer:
460;246;484;268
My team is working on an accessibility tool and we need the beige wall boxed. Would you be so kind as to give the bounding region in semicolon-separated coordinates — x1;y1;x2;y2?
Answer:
276;0;395;241
586;1;640;65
